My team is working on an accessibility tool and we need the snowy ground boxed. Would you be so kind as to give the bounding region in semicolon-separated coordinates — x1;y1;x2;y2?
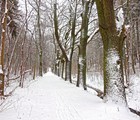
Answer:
86;72;140;112
127;74;140;112
0;72;139;120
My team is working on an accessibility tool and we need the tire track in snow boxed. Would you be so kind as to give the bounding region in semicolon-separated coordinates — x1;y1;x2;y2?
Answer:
55;91;83;120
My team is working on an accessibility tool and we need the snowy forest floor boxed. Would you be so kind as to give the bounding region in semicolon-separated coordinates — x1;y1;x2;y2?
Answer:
0;72;139;120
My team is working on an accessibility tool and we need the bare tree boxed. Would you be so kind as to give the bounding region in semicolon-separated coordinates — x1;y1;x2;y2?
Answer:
77;0;95;90
0;0;8;96
95;0;127;104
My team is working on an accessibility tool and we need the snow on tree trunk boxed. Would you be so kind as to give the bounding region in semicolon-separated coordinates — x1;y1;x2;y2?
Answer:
104;48;127;105
53;3;70;81
95;0;127;105
78;49;87;90
77;0;92;90
116;8;124;31
0;65;4;96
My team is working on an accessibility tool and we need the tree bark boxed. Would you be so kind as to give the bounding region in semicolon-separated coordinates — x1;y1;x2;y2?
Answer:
95;0;127;105
37;0;43;76
76;46;80;87
0;0;8;96
77;1;92;90
136;19;140;67
53;3;71;82
61;59;64;78
68;0;78;83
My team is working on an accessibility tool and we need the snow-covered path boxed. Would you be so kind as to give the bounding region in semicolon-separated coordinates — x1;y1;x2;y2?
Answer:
0;72;139;120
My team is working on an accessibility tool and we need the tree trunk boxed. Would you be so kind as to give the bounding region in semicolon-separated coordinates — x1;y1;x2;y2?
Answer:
19;40;24;87
58;61;60;76
53;2;70;81
65;60;67;81
65;60;70;81
124;39;130;86
0;69;4;96
37;0;43;76
68;0;78;83
78;44;87;90
0;0;8;96
39;50;43;76
67;60;71;82
131;26;136;74
77;1;91;90
95;0;127;105
68;60;72;83
136;19;140;67
103;37;126;104
76;46;80;87
61;60;64;78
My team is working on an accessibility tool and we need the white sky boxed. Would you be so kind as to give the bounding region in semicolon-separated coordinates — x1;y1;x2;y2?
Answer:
18;0;32;13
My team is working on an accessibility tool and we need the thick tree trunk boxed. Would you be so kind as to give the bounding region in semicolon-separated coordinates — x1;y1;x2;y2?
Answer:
103;37;127;104
95;0;127;105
